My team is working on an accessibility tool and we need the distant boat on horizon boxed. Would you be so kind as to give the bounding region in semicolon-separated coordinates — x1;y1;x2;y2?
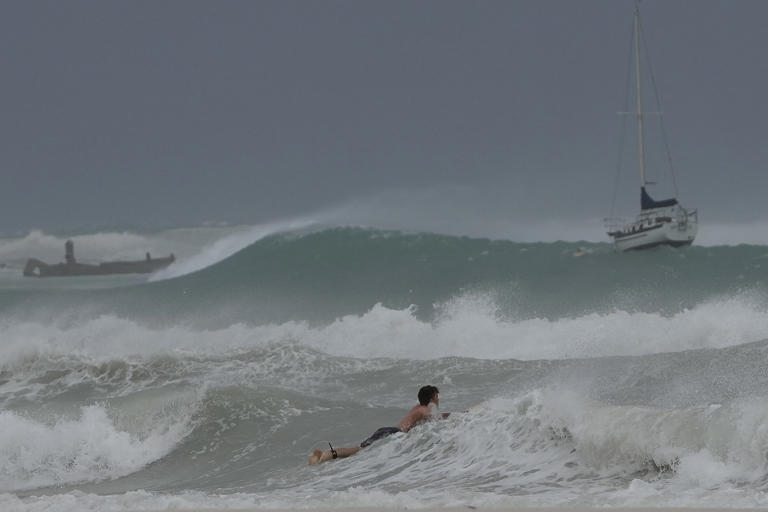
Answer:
605;1;697;251
23;239;174;277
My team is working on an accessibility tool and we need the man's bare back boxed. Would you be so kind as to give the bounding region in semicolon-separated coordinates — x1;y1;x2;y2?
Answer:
397;404;431;432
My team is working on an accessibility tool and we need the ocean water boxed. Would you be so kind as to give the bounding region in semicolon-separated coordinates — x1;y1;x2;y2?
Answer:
3;223;768;510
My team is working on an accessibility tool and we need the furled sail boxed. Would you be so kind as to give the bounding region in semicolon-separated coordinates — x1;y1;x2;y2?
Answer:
641;186;677;210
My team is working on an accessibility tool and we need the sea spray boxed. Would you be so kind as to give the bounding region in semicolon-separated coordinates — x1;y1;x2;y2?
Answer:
2;226;768;509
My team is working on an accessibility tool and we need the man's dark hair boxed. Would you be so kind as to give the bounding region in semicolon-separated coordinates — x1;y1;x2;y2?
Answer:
418;385;439;406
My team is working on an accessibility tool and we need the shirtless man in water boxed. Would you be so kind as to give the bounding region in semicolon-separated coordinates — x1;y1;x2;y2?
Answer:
308;385;450;465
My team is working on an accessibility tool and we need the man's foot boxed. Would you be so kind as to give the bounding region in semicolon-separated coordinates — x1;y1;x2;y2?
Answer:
308;449;332;465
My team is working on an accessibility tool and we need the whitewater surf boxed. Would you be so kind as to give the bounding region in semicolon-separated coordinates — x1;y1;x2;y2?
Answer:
2;226;768;510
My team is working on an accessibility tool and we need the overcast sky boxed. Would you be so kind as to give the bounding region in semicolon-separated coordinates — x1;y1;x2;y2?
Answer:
1;0;767;237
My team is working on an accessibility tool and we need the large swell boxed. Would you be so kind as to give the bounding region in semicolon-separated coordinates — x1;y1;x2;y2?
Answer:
3;226;768;510
3;227;768;327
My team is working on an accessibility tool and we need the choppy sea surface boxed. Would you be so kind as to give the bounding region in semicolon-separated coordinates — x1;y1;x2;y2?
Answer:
3;223;768;510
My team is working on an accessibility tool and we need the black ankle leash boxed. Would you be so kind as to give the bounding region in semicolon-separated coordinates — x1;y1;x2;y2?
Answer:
328;442;338;459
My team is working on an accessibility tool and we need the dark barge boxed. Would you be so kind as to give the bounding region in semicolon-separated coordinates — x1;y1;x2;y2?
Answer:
23;240;174;277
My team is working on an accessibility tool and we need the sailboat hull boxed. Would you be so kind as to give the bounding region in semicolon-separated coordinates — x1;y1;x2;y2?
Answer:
613;227;695;251
609;207;698;251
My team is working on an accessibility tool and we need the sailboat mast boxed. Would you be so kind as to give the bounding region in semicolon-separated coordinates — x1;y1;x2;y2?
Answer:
634;2;646;189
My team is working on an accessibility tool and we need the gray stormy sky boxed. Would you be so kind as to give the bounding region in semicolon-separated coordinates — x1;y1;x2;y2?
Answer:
1;0;767;239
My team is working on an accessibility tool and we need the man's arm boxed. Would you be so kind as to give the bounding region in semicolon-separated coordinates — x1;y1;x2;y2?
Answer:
440;409;470;419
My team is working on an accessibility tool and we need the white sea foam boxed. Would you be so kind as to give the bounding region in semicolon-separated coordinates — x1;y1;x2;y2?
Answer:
522;390;768;489
2;293;768;365
293;293;768;360
0;404;193;492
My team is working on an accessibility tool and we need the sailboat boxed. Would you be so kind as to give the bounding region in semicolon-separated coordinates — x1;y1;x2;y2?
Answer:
606;2;697;251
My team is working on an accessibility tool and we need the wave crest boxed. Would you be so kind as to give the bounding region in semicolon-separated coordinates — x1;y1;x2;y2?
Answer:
0;403;194;492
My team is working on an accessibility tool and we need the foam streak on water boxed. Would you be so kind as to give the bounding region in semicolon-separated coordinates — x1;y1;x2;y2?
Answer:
1;295;767;364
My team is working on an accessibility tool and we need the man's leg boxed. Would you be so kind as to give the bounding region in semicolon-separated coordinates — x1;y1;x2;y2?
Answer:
308;446;360;465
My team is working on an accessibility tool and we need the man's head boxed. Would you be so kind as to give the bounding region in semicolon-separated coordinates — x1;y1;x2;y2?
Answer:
418;385;440;406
